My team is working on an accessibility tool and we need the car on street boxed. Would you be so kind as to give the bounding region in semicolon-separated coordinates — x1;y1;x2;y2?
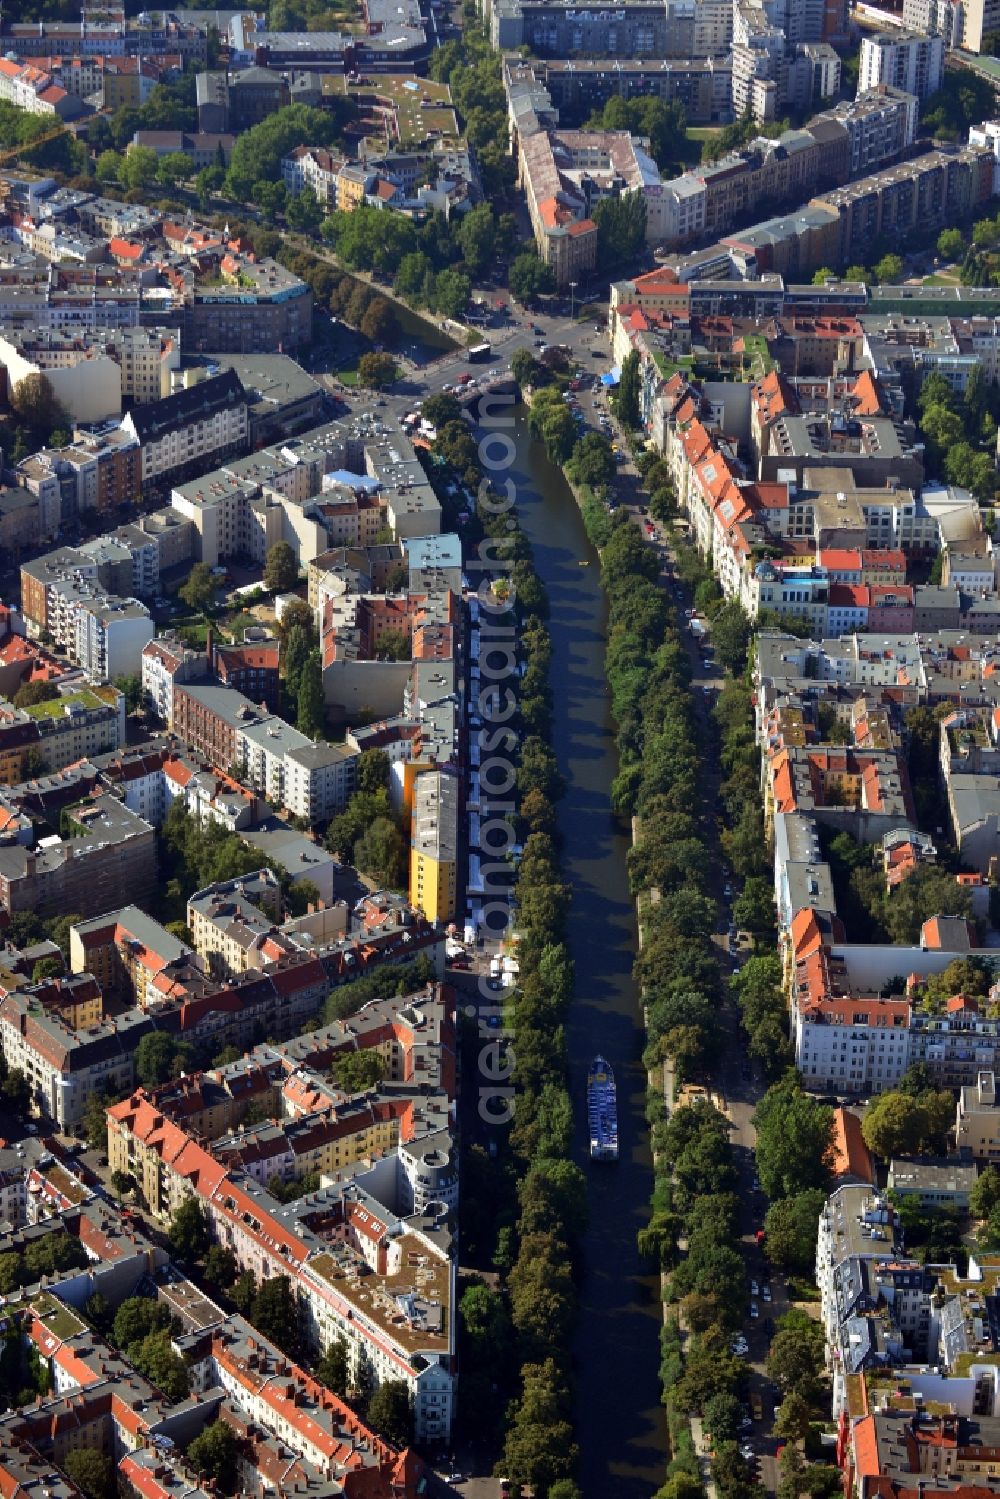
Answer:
762;1284;772;1301
750;1301;759;1319
750;1279;759;1296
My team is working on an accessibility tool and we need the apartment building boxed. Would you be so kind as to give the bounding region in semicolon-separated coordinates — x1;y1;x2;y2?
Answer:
409;770;459;924
281;145;349;205
120;370;249;487
956;1070;1000;1160
0;794;156;920
518;126;667;285
172;681;358;820
531;58;733;126
186;870;284;978
859;31;944;101
0;685;124;778
0;57;85;117
184;257;314;355
0;986;154;1128
961;0;1000;52
105;980;456;1442
652;88;916;249
69;906;194;1009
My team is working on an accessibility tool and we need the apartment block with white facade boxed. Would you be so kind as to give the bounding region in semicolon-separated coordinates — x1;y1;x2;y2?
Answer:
859;30;944;101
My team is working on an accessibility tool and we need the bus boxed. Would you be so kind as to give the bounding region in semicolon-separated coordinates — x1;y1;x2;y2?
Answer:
468;342;491;362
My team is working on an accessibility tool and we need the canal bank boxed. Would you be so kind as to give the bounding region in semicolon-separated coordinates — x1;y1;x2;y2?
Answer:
496;409;669;1499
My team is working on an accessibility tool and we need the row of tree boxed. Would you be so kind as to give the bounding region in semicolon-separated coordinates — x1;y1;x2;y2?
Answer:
565;436;736;1496
417;393;580;1495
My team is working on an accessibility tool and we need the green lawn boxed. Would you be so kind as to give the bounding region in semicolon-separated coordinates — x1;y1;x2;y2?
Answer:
24;689;104;719
338;367;360;386
678;126;722;166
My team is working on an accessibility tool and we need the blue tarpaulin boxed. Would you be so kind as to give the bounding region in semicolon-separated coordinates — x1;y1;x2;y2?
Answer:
600;367;621;387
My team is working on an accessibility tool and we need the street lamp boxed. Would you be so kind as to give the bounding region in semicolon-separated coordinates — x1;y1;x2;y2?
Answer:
569;280;578;319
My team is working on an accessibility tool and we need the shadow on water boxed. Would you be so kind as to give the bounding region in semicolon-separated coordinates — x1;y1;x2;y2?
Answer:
495;412;669;1498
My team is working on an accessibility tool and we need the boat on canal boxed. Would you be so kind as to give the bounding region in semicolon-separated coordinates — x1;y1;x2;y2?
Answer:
587;1056;619;1161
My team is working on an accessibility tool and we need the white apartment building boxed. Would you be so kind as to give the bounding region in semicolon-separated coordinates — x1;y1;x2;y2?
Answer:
236;715;356;822
903;0;963;45
73;595;154;680
859;30;944;101
281;146;347;206
121;370;249;485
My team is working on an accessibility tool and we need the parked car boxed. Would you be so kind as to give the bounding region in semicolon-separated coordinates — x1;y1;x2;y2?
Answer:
750;1279;759;1297
762;1284;772;1302
750;1301;759;1319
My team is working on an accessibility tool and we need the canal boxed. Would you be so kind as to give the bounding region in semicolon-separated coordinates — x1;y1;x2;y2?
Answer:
503;411;669;1498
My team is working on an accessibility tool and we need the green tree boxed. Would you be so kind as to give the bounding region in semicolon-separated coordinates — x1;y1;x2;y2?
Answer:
812;267;835;284
135;1031;177;1088
938;227;966;261
864;1092;923;1158
615;350;641;429
594;191;647;269
711;600;753;675
457;202;495;274
179;562;216;615
754;1080;833;1200
354;816;406;889
502;1358;577;1494
874;253;904;284
95;149;122;185
11;372;68;434
732;876;776;936
766;1310;826;1400
433;268;471;319
356;747;390;796
295;649;325;741
358;352;399;389
83;1089;113;1150
114;674;146;713
366;1378;413;1447
110;1168;134;1201
316;1336;350;1396
773;1390;815;1442
113;1296;170;1350
509;251;555;303
155;151;192;187
251;1274;300;1356
566;431;615;490
120;145;159;192
226;104;353;201
765;1189;827;1274
63;1450;116;1499
129;1328;190;1401
187;1421;238;1487
283;622;312;702
286;184;321;232
203;1244;237;1288
972;1165;1000;1220
359;296;399;346
332;1049;386;1093
14;679;60;708
264;540;298;593
168;1197;210;1262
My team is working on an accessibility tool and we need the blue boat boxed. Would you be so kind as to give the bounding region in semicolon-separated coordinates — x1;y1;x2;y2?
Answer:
587;1056;619;1162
